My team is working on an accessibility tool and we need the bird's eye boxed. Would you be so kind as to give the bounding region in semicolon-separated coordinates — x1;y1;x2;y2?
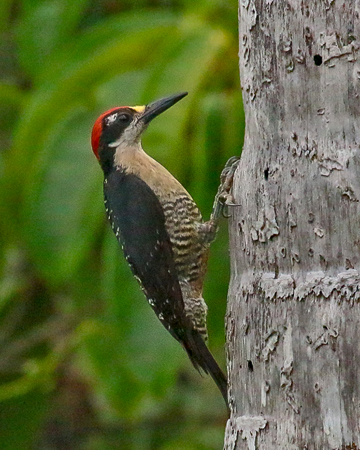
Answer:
119;114;131;122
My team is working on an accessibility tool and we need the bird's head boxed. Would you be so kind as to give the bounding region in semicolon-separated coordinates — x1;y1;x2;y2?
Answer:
91;92;188;170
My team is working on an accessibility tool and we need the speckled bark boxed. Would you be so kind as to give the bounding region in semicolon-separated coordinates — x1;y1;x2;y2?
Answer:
224;1;360;449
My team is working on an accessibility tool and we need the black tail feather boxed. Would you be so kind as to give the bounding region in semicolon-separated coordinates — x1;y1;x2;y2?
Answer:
183;330;229;410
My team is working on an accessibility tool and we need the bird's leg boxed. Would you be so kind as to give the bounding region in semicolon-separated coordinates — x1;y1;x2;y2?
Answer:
199;156;240;244
211;155;240;221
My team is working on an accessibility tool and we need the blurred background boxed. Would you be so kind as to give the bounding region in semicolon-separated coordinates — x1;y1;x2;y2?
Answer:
0;0;244;448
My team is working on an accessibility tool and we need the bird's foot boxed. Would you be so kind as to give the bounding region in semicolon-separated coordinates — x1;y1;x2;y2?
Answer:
211;156;240;221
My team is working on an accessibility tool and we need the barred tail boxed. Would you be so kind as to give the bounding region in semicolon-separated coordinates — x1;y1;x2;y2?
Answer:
183;329;229;410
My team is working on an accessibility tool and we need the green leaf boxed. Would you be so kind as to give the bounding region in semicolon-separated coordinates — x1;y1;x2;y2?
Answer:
0;390;49;450
15;0;90;77
141;19;231;181
22;106;104;284
0;0;13;33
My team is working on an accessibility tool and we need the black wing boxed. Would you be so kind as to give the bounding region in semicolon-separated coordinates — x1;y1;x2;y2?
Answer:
104;169;228;407
104;169;188;340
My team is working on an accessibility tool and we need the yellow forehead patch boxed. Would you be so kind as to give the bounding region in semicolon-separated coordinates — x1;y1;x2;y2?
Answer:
132;105;146;113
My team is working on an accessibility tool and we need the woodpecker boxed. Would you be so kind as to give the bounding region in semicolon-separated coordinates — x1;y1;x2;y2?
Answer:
91;92;228;407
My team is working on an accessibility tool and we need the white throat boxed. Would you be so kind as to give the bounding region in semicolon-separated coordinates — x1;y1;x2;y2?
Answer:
113;140;144;168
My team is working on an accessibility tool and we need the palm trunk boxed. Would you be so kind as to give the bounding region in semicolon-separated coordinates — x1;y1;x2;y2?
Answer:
225;1;360;448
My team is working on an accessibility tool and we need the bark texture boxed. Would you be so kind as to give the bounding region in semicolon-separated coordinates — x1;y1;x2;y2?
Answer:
225;1;360;449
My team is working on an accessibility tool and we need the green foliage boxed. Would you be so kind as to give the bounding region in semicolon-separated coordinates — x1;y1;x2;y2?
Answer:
0;0;244;448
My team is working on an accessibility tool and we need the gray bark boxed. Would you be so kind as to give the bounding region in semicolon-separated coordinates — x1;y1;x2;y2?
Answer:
224;1;360;449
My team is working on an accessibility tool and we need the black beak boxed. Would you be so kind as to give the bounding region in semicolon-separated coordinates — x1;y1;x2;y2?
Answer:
140;92;188;124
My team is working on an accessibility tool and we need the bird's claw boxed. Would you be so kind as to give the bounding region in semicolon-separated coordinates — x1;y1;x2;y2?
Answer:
211;156;240;221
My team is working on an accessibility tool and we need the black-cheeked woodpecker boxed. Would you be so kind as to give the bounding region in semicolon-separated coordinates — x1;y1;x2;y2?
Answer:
91;92;228;407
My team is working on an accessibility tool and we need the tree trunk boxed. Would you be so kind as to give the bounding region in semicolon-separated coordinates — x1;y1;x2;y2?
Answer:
225;2;360;449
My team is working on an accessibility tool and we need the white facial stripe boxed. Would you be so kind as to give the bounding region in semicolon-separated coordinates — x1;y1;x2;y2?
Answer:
109;138;122;148
105;113;118;126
